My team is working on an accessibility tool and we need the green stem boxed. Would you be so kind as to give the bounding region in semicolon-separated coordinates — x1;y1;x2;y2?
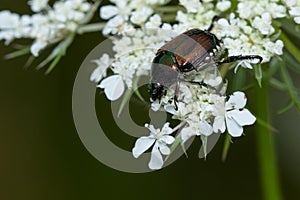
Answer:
254;85;283;200
77;23;106;34
280;32;300;63
153;5;184;13
160;13;177;22
222;133;231;161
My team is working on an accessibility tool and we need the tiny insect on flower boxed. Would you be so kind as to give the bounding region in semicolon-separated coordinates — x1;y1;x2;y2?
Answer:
150;16;263;110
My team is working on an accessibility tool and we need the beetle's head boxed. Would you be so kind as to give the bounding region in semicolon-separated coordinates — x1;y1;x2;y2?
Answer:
150;83;165;102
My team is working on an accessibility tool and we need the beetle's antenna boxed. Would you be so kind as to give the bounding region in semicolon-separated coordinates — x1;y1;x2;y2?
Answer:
207;16;220;32
216;55;263;66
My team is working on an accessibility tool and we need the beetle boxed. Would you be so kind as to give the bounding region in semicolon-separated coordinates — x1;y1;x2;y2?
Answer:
150;16;262;110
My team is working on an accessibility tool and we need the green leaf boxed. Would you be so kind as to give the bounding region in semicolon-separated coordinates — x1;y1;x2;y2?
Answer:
134;90;145;102
280;60;300;112
117;89;133;117
45;53;63;74
4;46;30;59
24;56;35;69
264;57;281;79
165;136;183;161
222;133;232;162
278;99;294;114
284;50;300;73
132;76;145;102
255;117;278;133
37;33;75;70
268;78;286;91
280;19;300;40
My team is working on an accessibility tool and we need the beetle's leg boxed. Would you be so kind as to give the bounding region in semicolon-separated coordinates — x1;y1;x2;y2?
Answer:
216;55;263;66
173;81;180;111
207;16;220;32
187;81;220;94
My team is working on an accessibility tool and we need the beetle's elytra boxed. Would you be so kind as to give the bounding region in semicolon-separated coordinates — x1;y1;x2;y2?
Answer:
150;17;262;110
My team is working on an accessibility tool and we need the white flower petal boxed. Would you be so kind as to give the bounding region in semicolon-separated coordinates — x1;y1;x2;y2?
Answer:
161;135;175;144
213;115;226;133
149;143;164;170
30;40;48;56
198;121;213;136
164;104;176;114
90;66;106;83
294;16;300;24
161;122;173;135
181;126;196;143
132;136;155;158
151;101;161;111
274;40;284;55
230;109;256;126
225;116;243;137
218;18;229;27
226;91;247;110
159;144;170;155
289;7;300;16
100;5;119;19
98;75;125;101
145;124;159;136
216;0;231;11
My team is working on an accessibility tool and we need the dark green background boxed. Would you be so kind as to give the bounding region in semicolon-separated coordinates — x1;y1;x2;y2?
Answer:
1;1;300;199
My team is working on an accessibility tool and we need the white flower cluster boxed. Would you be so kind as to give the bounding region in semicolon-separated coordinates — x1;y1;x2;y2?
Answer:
0;0;92;56
152;70;256;139
132;70;255;169
28;0;49;12
100;0;171;35
176;0;288;69
95;14;185;100
133;123;175;170
90;0;300;169
283;0;300;24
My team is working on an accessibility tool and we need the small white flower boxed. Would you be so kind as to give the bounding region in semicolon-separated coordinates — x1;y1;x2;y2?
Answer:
213;92;256;137
283;0;297;7
268;3;286;18
216;0;231;12
289;6;300;24
0;11;20;44
164;102;190;120
98;74;125;101
252;13;274;35
265;40;284;56
237;1;256;19
181;120;213;143
203;73;223;87
145;14;162;30
30;40;48;56
151;101;162;111
100;5;119;20
130;7;153;25
28;0;49;12
179;0;202;13
132;123;175;170
90;54;112;83
102;15;125;35
217;16;240;38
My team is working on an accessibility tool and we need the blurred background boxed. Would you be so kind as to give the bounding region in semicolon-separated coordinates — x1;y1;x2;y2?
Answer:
1;1;300;199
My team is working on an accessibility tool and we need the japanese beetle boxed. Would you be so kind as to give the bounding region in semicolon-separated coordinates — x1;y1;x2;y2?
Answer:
150;17;262;110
